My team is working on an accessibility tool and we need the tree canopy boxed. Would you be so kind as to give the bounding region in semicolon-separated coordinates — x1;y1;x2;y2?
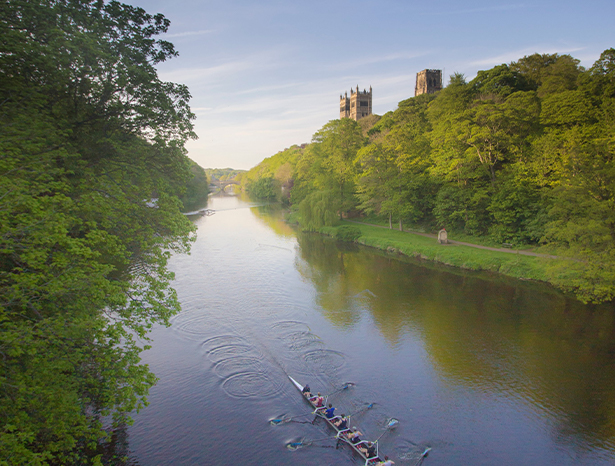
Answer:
245;49;615;303
1;1;196;463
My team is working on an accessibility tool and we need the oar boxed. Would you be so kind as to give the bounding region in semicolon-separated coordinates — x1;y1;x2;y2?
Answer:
413;447;432;466
287;435;336;449
270;411;315;425
347;402;374;418
324;381;355;399
373;418;400;443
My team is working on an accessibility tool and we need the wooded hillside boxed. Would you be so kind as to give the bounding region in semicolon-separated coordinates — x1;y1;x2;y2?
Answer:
243;49;615;303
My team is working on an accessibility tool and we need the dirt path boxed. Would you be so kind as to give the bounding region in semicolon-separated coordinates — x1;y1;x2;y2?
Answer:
346;220;559;259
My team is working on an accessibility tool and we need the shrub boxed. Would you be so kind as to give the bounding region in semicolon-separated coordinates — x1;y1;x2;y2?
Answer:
335;225;362;242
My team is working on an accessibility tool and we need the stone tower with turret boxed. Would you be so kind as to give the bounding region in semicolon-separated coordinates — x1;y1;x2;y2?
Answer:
415;69;442;96
340;85;372;121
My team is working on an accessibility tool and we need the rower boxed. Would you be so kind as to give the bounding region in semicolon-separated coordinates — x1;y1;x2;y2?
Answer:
310;392;324;408
358;441;377;458
302;384;311;397
324;403;335;419
346;427;362;444
332;414;348;430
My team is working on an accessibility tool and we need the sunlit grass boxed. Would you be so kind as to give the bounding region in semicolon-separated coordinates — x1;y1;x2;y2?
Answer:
321;221;551;282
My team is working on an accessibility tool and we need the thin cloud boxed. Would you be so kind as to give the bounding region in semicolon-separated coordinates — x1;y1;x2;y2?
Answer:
471;46;586;67
329;50;430;71
165;29;216;38
158;48;290;85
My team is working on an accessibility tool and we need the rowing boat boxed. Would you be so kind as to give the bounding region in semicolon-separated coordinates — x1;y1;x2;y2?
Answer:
288;376;384;465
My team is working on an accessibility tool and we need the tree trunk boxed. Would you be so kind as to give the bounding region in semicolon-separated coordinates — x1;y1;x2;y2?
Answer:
389;212;392;229
399;219;403;231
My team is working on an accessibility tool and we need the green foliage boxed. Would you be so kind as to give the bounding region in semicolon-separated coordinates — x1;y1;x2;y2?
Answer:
470;64;531;97
248;48;615;302
205;168;245;181
180;161;210;210
298;191;338;231
0;0;196;463
342;222;547;281
247;176;278;200
334;225;362;242
240;146;302;202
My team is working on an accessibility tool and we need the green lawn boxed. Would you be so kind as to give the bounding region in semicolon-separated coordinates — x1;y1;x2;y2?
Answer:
320;221;551;283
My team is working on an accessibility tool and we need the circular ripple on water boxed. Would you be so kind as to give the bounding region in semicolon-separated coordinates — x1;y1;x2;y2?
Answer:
203;334;246;348
286;331;324;351
207;343;256;363
171;309;223;341
302;349;347;376
270;320;311;333
213;357;264;379
221;371;282;399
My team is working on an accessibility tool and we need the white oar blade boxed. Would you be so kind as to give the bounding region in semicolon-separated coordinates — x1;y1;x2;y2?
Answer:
387;418;399;429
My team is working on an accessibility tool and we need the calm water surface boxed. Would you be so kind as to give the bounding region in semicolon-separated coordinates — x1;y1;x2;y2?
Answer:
128;195;615;466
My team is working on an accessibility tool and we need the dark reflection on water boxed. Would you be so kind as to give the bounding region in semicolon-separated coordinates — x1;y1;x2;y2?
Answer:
296;231;615;454
128;196;615;466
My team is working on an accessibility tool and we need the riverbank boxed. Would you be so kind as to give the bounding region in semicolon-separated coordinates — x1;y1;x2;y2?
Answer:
319;221;555;284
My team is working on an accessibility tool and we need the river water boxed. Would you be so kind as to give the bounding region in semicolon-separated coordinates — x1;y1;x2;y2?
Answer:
128;195;615;466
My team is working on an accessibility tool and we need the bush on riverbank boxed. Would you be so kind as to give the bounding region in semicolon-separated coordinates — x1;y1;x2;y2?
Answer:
334;225;362;242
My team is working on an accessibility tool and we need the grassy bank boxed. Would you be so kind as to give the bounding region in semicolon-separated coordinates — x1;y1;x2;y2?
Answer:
319;221;552;283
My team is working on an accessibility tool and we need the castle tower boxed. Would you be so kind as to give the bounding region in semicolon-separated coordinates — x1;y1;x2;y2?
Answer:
415;69;442;96
340;85;372;121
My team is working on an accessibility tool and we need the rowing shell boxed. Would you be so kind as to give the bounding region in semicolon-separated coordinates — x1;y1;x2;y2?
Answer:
288;376;383;466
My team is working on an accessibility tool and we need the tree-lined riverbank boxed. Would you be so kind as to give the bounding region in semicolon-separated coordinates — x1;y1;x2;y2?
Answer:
1;2;196;463
242;48;615;303
317;220;560;285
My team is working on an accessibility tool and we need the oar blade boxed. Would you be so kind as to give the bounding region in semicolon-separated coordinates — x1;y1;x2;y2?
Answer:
287;441;305;450
387;418;400;429
270;415;291;425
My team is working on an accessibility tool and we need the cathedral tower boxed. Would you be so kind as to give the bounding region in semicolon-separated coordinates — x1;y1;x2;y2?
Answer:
415;69;442;96
340;85;372;121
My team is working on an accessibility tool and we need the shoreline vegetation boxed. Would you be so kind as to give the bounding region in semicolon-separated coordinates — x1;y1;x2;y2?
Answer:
241;48;615;304
1;2;198;464
319;220;555;285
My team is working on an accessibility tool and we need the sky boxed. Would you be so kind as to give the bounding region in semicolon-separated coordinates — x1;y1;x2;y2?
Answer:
129;0;615;170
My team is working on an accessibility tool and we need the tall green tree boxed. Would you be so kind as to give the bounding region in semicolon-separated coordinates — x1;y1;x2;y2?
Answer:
1;1;196;463
312;119;364;218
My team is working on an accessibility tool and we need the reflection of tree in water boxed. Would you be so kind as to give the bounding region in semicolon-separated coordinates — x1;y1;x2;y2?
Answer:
295;232;361;327
249;203;296;238
94;418;140;466
295;232;615;452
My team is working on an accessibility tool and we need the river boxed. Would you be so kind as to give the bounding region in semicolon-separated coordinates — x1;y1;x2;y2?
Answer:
127;194;615;466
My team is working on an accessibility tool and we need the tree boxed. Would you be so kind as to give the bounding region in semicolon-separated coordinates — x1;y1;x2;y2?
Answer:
247;176;278;199
312;119;365;218
180;161;210;211
510;53;582;97
470;64;530;98
583;48;615;97
298;191;338;231
355;143;398;227
1;1;196;463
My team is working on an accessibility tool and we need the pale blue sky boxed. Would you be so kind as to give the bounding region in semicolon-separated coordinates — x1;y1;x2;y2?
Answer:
130;0;615;170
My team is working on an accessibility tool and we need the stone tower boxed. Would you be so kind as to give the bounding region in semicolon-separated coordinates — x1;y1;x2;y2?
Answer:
340;85;372;121
415;69;442;96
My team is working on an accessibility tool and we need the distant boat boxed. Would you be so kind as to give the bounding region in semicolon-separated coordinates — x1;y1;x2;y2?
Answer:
183;208;215;216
